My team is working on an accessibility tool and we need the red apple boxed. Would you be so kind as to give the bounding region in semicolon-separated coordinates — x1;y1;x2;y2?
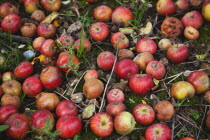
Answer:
41;0;61;12
97;51;116;71
202;2;210;21
0;87;3;97
1;94;21;108
175;0;189;13
24;0;39;14
136;38;157;54
112;7;133;26
22;76;43;97
31;10;46;22
37;23;56;39
56;115;82;138
89;22;109;41
180;137;195;140
56;100;78;118
74;38;92;52
86;0;98;3
158;38;172;50
114;111;135;135
114;59;139;79
111;32;129;49
184;26;199;40
14;61;34;79
129;74;154;95
145;123;172;140
21;23;37;37
167;44;189;63
187;71;209;94
93;5;113;22
1;79;22;96
204;0;210;5
133;52;154;71
107;89;124;103
0;3;19;18
90;112;113;137
132;104;155;125
2;72;14;82
204;91;210;103
1;14;22;34
33;37;46;51
30;109;55;135
0;105;18;124
84;70;99;81
56;35;74;50
146;60;166;79
106;102;126;117
156;0;176;16
40;39;57;57
181;11;204;29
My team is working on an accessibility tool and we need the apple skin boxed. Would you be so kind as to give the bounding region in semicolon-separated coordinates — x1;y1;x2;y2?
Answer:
112;6;134;26
74;38;92;52
114;59;139;79
181;11;204;29
56;35;74;50
107;89;124;103
145;123;172;140
114;111;135;135
89;22;109;41
40;66;63;90
1;14;22;34
56;114;82;138
175;0;189;13
2;72;14;82
4;113;30;140
30;109;55;135
1;79;22;96
167;44;189;63
106;102;126;117
33;37;46;51
132;104;155;125
21;23;37;37
1;94;21;108
31;10;46;22
133;52;154;71
158;38;172;50
40;39;57;57
90;112;114;137
93;5;113;22
0;105;18;124
0;3;19;18
14;61;34;79
204;91;210;103
24;0;39;14
22;76;43;97
156;0;176;16
202;2;210;21
56;100;78;118
170;81;195;100
37;23;56;39
111;32;129;49
179;137;195;140
136;38;157;54
41;0;61;12
186;71;209;94
184;26;199;40
146;60;166;79
97;51;116;71
86;0;98;3
84;70;99;81
128;74;154;95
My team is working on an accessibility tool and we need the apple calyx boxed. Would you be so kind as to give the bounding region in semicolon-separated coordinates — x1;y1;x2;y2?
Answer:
153;127;163;137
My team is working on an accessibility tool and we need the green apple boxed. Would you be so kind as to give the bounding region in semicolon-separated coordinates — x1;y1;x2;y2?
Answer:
202;2;210;21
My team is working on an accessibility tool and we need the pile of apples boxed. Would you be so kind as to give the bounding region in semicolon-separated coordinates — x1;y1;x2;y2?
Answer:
0;0;210;139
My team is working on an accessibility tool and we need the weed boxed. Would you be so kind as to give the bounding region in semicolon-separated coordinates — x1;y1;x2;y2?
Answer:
189;109;202;121
0;125;9;132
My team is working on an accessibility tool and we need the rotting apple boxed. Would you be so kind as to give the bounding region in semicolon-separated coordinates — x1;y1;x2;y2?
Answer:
56;100;78;118
41;0;61;12
184;26;199;40
118;49;135;60
133;52;154;71
146;60;166;79
1;94;21;108
2;72;14;82
111;32;129;49
1;79;22;96
107;89;124;103
31;10;46;22
135;38;157;54
0;105;18;124
14;61;34;79
89;22;109;41
156;0;176;16
175;0;189;13
40;39;57;57
158;38;172;50
97;51;116;71
21;23;37;37
56;35;74;50
106;102;126;117
33;37;46;51
0;3;19;18
84;70;99;81
93;5;113;22
37;23;56;39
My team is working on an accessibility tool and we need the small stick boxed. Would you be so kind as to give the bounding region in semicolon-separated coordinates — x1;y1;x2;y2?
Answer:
1;32;32;43
197;106;207;139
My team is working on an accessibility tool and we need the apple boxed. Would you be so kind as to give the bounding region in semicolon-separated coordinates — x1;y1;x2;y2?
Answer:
89;22;109;41
181;11;204;29
24;0;39;14
129;74;154;95
14;61;34;79
0;56;6;66
1;79;21;96
30;109;55;135
84;70;99;81
74;38;92;52
37;23;56;39
167;44;189;63
0;105;18;124
40;39;57;57
1;94;21;108
83;78;104;99
21;23;37;37
22;76;43;97
204;91;210;103
187;71;209;94
204;0;210;5
118;49;135;60
86;0;98;3
155;100;175;121
190;0;203;7
56;114;82;138
97;51;116;71
202;1;210;21
133;52;154;71
158;38;172;50
145;123;172;140
184;26;199;40
0;3;19;18
31;10;46;22
93;5;113;22
41;0;61;12
114;111;135;135
132;104;155;125
206;111;210;131
1;14;22;34
56;100;78;118
33;37;46;51
146;60;166;79
106;102;126;117
114;59;139;79
156;0;176;16
170;81;195;100
40;66;63;90
111;32;129;49
112;6;133;26
56;35;74;50
107;89;124;103
5;113;30;140
180;137;195;140
90;112;113;137
0;87;3;97
2;72;14;82
175;0;189;13
36;92;60;111
136;38;157;54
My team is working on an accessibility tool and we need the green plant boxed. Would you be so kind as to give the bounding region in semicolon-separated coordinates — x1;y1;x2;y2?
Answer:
0;125;9;132
189;109;202;121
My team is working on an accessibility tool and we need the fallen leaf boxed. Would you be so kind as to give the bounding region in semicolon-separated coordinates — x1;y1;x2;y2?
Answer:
139;21;152;35
82;104;95;119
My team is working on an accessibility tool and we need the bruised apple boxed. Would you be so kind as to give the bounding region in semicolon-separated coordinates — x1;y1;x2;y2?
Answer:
133;52;154;71
1;94;21;108
33;37;46;51
84;70;99;81
106;102;126;117
0;3;19;18
111;32;129;49
31;10;46;22
24;0;39;14
1;79;21;96
21;23;37;37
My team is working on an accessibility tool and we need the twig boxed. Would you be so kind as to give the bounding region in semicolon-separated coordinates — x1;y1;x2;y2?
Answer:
1;32;32;43
197;106;208;139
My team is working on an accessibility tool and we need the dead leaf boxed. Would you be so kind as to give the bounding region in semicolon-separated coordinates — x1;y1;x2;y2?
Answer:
119;27;134;34
67;21;82;34
139;21;152;35
153;78;159;86
82;104;95;119
71;92;84;103
196;54;207;60
42;12;59;23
